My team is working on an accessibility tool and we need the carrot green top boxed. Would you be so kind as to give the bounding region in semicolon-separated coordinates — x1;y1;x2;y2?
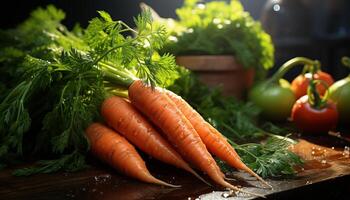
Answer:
0;5;179;175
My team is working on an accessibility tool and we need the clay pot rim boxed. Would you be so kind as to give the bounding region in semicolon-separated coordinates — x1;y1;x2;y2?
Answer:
175;55;249;71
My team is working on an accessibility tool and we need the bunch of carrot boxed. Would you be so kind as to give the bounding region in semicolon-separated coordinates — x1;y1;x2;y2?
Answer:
85;79;271;196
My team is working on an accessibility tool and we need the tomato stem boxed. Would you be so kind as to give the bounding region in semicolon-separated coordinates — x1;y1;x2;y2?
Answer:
270;57;320;82
307;78;329;109
342;57;350;78
301;63;321;75
342;57;350;68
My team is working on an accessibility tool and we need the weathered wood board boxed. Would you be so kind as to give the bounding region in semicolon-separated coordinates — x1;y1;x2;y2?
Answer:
0;139;349;200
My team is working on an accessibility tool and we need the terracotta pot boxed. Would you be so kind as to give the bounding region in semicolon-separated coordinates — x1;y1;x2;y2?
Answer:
176;55;255;99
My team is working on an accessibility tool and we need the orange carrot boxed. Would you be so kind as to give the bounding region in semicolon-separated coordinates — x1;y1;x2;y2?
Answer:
165;89;272;188
85;122;179;187
128;80;263;197
101;96;209;185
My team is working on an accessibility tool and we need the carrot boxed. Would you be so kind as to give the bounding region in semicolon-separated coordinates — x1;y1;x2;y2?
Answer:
101;96;209;185
128;80;264;197
165;89;272;189
85;122;179;187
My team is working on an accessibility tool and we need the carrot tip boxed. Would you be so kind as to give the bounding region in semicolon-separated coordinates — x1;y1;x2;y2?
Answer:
222;180;265;198
224;176;236;181
159;182;182;188
186;167;212;187
153;178;181;188
245;168;273;189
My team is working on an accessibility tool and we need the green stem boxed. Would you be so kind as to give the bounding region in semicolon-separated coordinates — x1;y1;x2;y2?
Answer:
270;57;320;82
98;62;135;79
107;89;129;98
226;138;261;161
103;70;134;88
98;62;138;88
342;57;350;68
307;79;329;109
341;57;350;78
93;38;136;65
118;21;138;34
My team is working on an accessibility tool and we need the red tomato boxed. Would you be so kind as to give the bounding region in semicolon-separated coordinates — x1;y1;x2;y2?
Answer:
291;71;334;99
291;95;338;134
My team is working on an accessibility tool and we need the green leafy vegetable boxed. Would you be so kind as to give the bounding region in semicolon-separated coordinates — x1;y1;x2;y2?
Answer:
159;0;274;79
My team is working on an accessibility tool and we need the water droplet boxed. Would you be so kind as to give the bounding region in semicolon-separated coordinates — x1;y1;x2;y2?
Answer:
321;160;327;165
311;151;315;155
273;4;280;12
331;147;335;150
197;3;205;9
213;18;221;24
188;198;191;200
100;192;104;195
82;187;86;191
342;146;350;158
306;180;312;185
92;188;97;192
221;193;230;198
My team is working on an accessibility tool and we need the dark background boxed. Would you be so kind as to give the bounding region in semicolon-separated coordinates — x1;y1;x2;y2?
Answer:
1;0;350;80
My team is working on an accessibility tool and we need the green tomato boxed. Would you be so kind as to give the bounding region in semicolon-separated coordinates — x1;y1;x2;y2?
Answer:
249;79;296;121
329;77;350;124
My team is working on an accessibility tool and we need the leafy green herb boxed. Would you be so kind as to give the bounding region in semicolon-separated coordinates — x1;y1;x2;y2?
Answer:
159;0;274;79
217;135;303;178
231;136;303;178
13;151;87;176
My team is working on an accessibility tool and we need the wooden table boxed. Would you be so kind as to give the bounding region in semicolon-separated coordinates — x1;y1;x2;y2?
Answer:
1;138;349;200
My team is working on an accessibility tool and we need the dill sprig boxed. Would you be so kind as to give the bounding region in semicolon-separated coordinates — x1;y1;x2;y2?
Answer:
231;136;303;178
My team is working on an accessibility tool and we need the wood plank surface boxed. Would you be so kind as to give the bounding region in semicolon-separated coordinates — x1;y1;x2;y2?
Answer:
0;138;349;200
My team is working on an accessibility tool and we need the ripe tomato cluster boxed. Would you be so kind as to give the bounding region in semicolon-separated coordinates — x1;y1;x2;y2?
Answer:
249;57;350;134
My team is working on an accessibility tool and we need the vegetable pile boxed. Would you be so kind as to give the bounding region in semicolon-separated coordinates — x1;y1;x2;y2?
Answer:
249;56;349;133
0;5;303;192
